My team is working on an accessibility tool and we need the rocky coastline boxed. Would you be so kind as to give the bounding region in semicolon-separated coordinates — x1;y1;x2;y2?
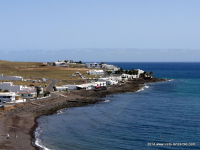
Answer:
0;78;167;150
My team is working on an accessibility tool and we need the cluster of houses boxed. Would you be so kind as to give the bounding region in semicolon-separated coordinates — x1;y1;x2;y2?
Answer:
0;62;148;103
85;62;120;70
55;69;145;92
46;60;82;67
45;61;119;71
0;81;44;103
0;74;44;103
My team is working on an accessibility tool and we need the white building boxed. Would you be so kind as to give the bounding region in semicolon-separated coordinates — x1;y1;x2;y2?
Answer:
86;63;100;68
0;74;23;81
87;70;104;75
60;85;77;90
42;78;46;83
0;92;16;102
76;81;106;90
129;75;139;79
0;82;34;92
53;61;68;66
121;74;131;80
0;82;37;98
98;78;109;82
17;92;36;99
121;69;144;80
106;80;118;85
137;69;144;76
98;76;121;85
56;86;68;92
59;81;107;91
101;64;120;71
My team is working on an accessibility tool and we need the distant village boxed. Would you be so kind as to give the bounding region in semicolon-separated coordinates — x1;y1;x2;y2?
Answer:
0;60;153;107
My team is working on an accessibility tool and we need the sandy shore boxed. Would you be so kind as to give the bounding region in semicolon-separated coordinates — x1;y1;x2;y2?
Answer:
0;78;167;150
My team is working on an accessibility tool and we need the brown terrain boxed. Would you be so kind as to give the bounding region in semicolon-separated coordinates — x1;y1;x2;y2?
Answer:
0;78;167;150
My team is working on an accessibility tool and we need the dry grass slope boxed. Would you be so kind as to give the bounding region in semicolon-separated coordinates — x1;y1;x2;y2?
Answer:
0;60;102;86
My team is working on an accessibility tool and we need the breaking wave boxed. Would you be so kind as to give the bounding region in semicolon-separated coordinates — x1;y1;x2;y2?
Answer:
35;122;50;150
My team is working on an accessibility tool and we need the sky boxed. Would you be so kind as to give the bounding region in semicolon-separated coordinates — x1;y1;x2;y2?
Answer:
0;0;200;62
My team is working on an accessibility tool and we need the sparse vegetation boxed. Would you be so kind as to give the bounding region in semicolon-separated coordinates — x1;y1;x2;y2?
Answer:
3;89;9;92
43;91;50;97
0;60;102;86
115;68;138;75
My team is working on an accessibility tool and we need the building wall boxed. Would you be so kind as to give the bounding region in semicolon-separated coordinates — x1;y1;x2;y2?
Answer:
0;92;16;102
137;69;144;75
0;82;36;96
53;62;67;66
0;74;23;81
86;63;100;68
0;82;22;92
18;93;34;98
56;87;68;91
61;85;77;90
88;70;104;75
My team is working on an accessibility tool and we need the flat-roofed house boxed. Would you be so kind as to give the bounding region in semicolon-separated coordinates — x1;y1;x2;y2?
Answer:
86;63;100;68
0;92;16;102
0;74;23;81
53;61;68;67
87;70;104;75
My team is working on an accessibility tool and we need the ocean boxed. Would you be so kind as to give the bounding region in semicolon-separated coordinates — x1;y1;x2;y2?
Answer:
35;62;200;150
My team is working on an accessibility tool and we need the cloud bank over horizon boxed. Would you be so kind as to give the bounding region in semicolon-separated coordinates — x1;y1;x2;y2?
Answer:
0;49;199;62
1;1;200;62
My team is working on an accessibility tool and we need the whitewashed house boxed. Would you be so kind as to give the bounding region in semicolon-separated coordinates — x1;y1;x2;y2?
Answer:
121;74;131;81
53;61;68;67
56;86;68;92
106;80;118;85
98;78;109;82
0;82;34;92
17;91;35;99
137;69;144;76
77;81;106;90
60;85;77;90
86;63;100;68
129;75;139;79
42;78;46;83
101;64;120;71
121;69;144;80
0;74;23;81
87;70;104;75
0;92;16;102
0;82;37;98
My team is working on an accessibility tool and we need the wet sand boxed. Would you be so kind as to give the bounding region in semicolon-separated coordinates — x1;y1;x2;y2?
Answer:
0;78;167;150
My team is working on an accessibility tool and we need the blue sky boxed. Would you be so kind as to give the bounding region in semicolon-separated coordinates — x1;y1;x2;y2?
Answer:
0;0;200;62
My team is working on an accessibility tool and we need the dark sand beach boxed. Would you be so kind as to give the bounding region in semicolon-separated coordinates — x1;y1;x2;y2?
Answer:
0;78;166;150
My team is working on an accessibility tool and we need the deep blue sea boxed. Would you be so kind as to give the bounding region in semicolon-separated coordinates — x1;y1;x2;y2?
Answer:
35;62;200;150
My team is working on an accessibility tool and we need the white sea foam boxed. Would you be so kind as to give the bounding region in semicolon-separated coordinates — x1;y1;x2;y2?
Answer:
137;87;144;92
57;109;64;115
169;79;174;81
137;85;149;92
104;100;110;103
35;123;50;150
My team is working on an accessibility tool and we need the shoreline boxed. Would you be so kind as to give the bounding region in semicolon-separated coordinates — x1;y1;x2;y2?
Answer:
0;78;168;150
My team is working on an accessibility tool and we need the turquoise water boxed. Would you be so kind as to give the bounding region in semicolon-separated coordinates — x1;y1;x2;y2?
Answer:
35;62;200;150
